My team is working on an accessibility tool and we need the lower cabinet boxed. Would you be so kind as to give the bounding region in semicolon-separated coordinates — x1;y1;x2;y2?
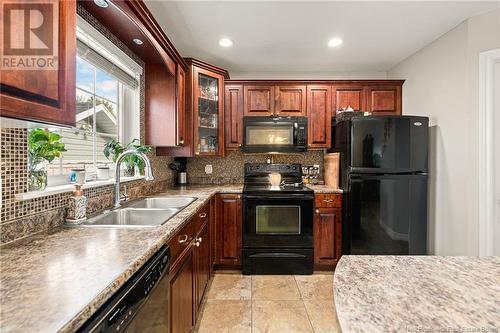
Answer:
169;249;194;333
215;194;243;266
313;194;342;267
169;202;211;333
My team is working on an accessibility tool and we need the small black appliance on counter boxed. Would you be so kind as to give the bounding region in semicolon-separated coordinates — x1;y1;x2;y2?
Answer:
169;157;187;186
333;115;429;255
242;163;314;275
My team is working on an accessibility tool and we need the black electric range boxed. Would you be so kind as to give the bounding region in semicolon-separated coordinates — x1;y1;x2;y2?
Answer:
242;163;314;275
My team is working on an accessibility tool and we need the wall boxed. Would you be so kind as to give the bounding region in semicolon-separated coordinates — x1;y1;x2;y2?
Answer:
388;9;500;255
186;150;324;184
0;5;174;245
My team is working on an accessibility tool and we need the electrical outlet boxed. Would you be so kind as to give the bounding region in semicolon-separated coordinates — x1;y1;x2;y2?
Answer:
205;164;213;174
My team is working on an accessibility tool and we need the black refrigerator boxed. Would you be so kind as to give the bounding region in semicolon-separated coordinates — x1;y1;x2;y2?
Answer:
333;115;429;255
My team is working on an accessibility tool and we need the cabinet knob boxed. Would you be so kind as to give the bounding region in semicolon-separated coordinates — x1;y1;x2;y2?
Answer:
196;237;202;243
199;212;207;218
194;241;201;247
178;235;188;244
179;138;184;146
238;144;242;147
237;195;241;199
315;209;320;214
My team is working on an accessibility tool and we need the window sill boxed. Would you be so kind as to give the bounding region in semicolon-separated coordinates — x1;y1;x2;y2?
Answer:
15;176;145;201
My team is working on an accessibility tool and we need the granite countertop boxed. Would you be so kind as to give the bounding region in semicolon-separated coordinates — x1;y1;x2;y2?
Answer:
306;184;343;193
0;184;242;333
334;256;500;333
0;183;339;333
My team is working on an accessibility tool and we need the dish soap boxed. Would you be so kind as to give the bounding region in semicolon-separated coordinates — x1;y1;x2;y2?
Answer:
66;184;87;224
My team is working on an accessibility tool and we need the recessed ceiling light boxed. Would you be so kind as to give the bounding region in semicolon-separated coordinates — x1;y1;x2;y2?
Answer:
93;0;109;8
219;38;233;48
133;38;143;45
328;37;343;48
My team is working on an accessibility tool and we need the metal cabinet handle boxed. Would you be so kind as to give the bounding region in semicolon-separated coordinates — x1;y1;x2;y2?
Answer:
196;237;202;243
323;198;333;203
178;235;188;244
194;241;201;247
199;213;207;218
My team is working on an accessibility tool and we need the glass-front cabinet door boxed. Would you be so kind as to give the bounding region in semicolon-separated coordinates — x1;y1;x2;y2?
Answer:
193;66;224;156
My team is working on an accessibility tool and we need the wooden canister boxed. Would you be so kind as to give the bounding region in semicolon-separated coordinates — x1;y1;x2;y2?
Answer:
324;153;340;189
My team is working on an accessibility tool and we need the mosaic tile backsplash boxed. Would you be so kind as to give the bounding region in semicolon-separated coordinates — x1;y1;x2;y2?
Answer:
186;150;325;184
0;5;175;244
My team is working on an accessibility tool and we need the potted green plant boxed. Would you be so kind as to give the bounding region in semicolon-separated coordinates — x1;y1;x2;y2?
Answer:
103;139;152;176
28;128;66;191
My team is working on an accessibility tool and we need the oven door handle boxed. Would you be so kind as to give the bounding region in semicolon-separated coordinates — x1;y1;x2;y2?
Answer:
243;195;314;200
249;253;306;258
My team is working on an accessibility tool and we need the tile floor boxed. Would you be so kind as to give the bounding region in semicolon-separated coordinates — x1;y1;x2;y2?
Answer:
194;273;342;333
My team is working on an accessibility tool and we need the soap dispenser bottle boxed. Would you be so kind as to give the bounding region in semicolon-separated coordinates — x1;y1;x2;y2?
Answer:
66;184;87;224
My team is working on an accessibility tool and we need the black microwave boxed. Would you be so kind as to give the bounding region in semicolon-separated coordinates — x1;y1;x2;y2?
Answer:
242;116;308;153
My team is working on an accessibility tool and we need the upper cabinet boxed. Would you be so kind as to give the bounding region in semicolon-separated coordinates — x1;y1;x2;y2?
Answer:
333;85;365;112
224;85;244;149
275;85;306;116
366;86;402;114
158;58;229;157
225;80;404;150
0;0;76;126
244;85;275;116
307;85;332;149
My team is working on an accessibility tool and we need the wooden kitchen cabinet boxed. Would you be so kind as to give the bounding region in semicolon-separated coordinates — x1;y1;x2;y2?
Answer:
169;249;194;333
366;85;402;114
307;85;332;149
244;85;275;116
275;85;307;116
314;194;342;267
169;201;212;333
215;194;243;267
0;0;76;126
194;212;211;313
224;84;244;149
158;58;229;157
333;85;366;113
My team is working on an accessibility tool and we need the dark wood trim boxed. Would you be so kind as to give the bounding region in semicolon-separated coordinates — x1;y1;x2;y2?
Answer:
184;58;230;79
226;79;405;85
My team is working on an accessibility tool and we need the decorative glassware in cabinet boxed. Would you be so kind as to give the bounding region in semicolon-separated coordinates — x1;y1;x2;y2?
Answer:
197;74;219;154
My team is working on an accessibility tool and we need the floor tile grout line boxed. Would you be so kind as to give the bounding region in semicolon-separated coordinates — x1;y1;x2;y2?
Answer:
295;275;317;333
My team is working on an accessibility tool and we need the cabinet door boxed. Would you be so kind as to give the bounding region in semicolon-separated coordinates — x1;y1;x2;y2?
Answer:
244;85;274;116
176;65;186;146
224;85;244;149
314;207;342;266
195;219;211;312
170;249;194;333
193;67;225;156
0;0;76;126
366;86;402;115
275;85;306;116
333;86;366;113
307;85;332;149
215;194;242;266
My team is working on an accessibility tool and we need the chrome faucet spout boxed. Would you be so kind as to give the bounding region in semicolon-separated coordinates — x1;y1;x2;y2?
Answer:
114;149;154;208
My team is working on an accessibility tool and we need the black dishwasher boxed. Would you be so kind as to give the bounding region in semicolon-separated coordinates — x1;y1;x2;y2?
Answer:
78;246;171;333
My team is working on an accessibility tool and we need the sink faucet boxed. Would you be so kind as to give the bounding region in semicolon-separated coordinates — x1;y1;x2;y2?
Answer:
114;149;154;208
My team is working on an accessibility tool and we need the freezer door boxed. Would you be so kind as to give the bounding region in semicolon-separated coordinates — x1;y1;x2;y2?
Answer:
345;173;428;255
350;116;428;173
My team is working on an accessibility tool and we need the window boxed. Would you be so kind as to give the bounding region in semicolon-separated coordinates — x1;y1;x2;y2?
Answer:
40;15;142;183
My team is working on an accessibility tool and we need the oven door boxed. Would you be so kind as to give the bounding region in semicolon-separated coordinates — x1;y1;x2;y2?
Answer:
242;117;307;153
243;195;313;248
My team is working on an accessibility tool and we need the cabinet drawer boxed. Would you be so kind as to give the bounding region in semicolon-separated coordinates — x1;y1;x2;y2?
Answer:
193;202;210;234
169;222;195;266
314;194;342;208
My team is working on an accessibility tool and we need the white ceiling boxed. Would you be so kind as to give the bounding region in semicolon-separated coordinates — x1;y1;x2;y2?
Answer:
145;1;500;78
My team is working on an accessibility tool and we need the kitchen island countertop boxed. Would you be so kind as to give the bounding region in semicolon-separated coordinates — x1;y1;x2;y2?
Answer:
333;255;500;333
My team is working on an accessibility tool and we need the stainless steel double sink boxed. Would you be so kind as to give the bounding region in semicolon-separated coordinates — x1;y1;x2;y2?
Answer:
80;197;197;227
